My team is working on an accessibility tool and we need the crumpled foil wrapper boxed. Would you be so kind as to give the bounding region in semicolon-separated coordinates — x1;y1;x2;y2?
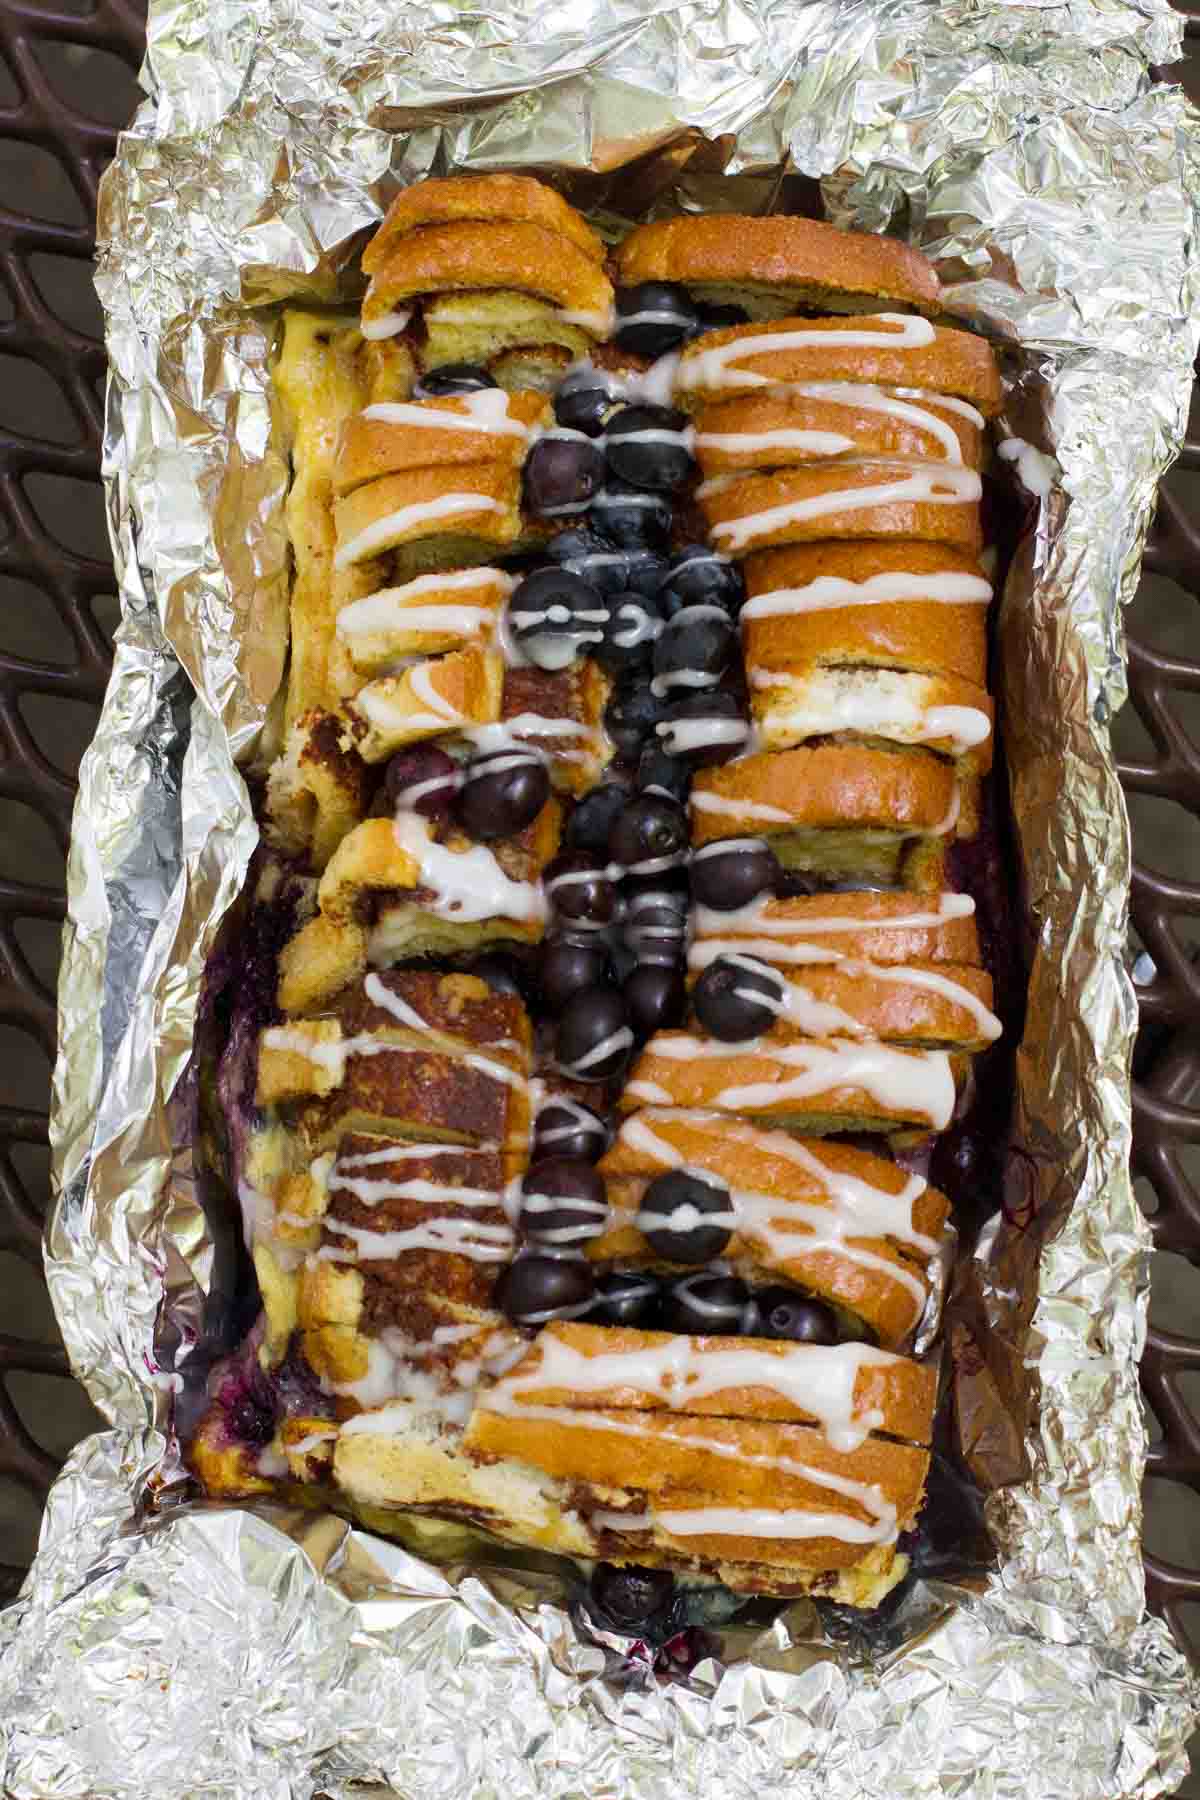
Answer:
2;0;1199;1794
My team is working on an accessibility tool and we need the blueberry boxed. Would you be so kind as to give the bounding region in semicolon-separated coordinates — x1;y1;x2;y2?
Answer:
524;432;606;517
532;1097;610;1163
590;1269;663;1329
606;678;668;760
566;782;631;853
605;403;695;493
519;1157;609;1249
456;747;549;840
538;935;610;1010
547;529;663;599
590;1561;677;1632
624;963;687;1041
689;838;779;911
638;1169;733;1263
749;1285;840;1345
592;478;672;549
508;568;607;670
543;851;619;929
622;887;688;965
691;954;783;1041
660;1272;751;1336
554;366;614;437
614;282;700;357
461;952;528;999
557;985;634;1082
228;1383;276;1447
608;794;689;877
413;362;497;397
636;744;691;805
494;1253;595;1327
656;690;751;766
594;590;665;674
384;744;461;818
695;301;749;331
659;545;745;617
650;605;734;698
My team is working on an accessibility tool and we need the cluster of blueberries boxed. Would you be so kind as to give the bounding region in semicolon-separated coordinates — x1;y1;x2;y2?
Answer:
495;1096;843;1347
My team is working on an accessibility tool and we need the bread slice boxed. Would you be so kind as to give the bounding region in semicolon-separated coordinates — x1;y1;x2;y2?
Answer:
333;462;525;572
692;387;985;475
675;314;1002;413
344;646;504;763
333;391;549;494
362;174;606;276
495;661;614;797
688;887;983;973
596;1109;948;1346
622;1029;961;1134
335;567;514;673
750;664;993;774
741;541;991;688
693;955;998;1049
363;221;614;335
422;293;601;373
698;462;982;556
263;710;369;870
615;215;941;318
689;743;961;883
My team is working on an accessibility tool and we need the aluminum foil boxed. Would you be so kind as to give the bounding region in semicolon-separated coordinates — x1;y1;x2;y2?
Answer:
2;0;1200;1794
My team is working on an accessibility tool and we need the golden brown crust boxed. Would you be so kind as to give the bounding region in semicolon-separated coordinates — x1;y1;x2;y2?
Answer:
690;744;958;842
688;888;983;972
499;1321;936;1440
742;541;990;688
498;661;614;796
363;222;614;328
335;568;513;672
750;664;994;775
620;1032;963;1134
274;310;375;724
333;462;524;567
616;215;940;313
277;915;368;1014
362;174;606;275
333;392;549;494
301;1041;530;1154
263;710;370;870
692;389;984;475
676;315;1002;413
464;1404;931;1561
698;462;982;556
595;1110;947;1347
344;646;504;763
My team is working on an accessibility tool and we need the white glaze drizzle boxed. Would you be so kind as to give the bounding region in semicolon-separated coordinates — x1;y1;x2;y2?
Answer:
643;1034;956;1129
335;493;503;568
708;465;982;554
751;667;991;757
360;308;412;341
361;390;529;437
497;1328;902;1452
678;313;937;395
391;809;546;923
337;567;512;647
741;567;993;620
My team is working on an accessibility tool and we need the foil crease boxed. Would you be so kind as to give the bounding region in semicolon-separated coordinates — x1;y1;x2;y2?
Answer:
2;0;1200;1793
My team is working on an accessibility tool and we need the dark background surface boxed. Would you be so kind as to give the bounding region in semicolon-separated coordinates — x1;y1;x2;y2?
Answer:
0;0;1199;1780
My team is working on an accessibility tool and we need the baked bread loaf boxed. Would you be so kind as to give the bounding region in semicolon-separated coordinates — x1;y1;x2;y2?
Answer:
343;645;504;763
334;391;550;492
335;567;515;672
698;462;984;556
692;387;986;476
595;1109;949;1347
621;1029;962;1135
741;541;991;688
690;743;961;883
675;314;1003;413
362;173;606;276
615;215;941;318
